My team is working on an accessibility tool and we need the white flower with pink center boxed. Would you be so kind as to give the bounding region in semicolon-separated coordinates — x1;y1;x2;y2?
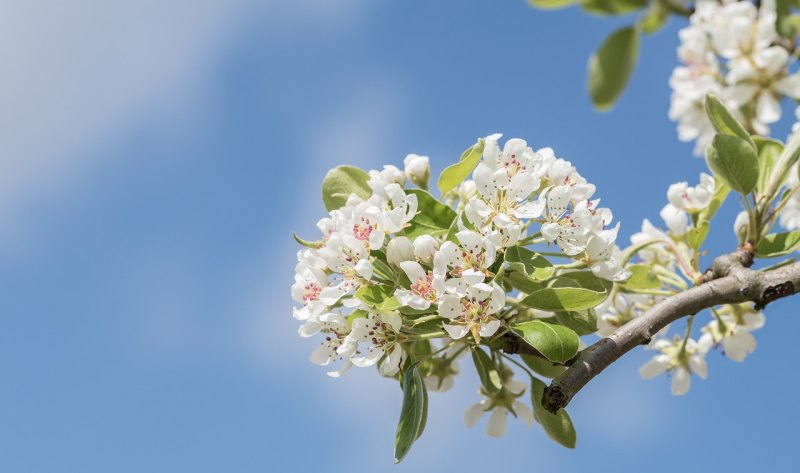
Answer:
436;230;497;297
303;313;353;378
539;186;593;256
340;310;405;376
667;172;715;213
291;249;329;321
438;283;505;343
317;234;373;306
395;261;446;310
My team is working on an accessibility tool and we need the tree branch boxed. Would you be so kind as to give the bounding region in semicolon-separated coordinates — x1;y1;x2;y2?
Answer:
539;251;800;414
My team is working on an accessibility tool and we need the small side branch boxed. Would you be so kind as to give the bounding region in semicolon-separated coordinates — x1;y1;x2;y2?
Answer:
540;252;800;414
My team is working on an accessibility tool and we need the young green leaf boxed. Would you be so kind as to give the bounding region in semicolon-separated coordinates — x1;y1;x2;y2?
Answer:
696;179;729;224
437;139;485;195
686;220;710;250
530;377;577;448
292;232;318;248
394;365;427;463
754;137;784;194
404;189;457;238
705;134;759;195
639;0;668;35
755;231;800;258
321;165;372;212
511;320;580;363
504;246;556;281
528;0;577;9
704;94;756;149
582;0;647;16
471;347;503;394
356;284;401;311
619;264;661;291
588;26;639;111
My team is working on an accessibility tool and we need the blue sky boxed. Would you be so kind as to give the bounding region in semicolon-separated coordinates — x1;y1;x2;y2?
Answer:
1;1;798;472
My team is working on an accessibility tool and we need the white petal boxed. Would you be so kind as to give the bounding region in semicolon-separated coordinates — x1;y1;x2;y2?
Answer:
479;319;501;337
513;401;535;427
671;367;691;396
639;355;669;380
487;408;508;437
443;323;469;340
723;331;757;362
464;402;486;428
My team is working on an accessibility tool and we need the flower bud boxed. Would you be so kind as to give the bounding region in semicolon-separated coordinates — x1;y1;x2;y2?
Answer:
386;236;414;267
456;179;477;201
413;235;440;264
733;211;749;243
659;204;688;237
403;154;430;189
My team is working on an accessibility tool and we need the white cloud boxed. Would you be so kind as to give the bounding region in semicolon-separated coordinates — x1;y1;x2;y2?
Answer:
0;0;376;249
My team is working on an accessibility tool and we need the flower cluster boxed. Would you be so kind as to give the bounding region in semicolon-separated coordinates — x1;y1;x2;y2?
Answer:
609;171;770;396
669;0;800;155
292;135;626;450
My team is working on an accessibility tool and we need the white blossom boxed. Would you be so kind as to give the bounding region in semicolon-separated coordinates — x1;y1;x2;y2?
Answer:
386;236;415;267
395;260;447;310
403;153;430;188
702;303;765;362
464;376;534;438
639;334;712;395
659;203;689;237
413;235;440;265
667;173;715;212
305;313;353;378
439;283;505;343
340;310;405;376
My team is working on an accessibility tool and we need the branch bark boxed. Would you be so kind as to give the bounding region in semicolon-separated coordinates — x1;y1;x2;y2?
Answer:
539;251;800;414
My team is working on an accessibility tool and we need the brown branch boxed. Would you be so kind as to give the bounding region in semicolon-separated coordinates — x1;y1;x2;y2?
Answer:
540;251;800;414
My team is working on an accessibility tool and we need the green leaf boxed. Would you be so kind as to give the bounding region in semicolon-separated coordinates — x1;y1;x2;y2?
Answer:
394;365;427;463
437;139;485;195
511;320;580;363
553;310;598;336
321;165;372;212
754;137;784;194
471;347;503;394
582;0;647;15
404;189;457;238
588;26;639;110
355;284;401;311
639;1;668;35
777;0;800;37
686;220;710;250
756;231;800;258
766;128;800;198
502;247;555;292
521;355;566;379
504;246;556;280
528;0;577;9
704;94;756;150
292;232;318;248
520;272;610;312
705;134;759;195
620;264;661;291
530;377;577;448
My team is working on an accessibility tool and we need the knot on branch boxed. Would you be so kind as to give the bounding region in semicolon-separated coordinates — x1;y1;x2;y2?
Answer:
755;281;795;310
542;385;568;414
701;244;754;282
